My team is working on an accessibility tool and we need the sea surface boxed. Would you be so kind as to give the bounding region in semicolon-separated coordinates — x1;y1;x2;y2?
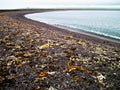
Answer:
25;10;120;40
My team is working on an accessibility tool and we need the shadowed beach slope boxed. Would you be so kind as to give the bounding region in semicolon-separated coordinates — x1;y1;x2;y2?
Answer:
0;10;120;90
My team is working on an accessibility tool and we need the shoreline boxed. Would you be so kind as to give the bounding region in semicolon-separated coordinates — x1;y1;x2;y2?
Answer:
10;10;120;47
0;10;120;90
54;24;120;44
24;10;120;44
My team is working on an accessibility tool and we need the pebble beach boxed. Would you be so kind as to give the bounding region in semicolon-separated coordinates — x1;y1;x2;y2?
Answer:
0;10;120;90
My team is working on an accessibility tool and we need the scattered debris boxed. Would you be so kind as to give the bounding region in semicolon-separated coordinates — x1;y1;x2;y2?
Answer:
0;11;120;90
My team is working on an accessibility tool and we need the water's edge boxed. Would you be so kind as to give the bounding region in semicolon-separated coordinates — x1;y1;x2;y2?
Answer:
25;11;120;44
54;24;120;43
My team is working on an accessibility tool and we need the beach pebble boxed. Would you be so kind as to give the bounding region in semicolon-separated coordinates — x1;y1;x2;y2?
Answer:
97;73;106;84
49;86;58;90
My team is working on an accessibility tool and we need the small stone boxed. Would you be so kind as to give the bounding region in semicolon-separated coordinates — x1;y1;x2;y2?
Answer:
38;43;52;49
66;36;73;40
24;52;32;57
41;51;48;57
97;73;106;84
0;76;5;83
49;86;57;90
47;71;56;75
39;71;48;77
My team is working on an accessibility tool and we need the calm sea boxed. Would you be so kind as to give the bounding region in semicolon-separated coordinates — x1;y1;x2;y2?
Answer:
25;10;120;40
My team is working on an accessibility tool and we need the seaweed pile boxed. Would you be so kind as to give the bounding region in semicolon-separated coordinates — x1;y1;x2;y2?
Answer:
0;12;120;90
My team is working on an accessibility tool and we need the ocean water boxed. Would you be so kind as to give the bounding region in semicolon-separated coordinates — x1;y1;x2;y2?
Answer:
25;10;120;40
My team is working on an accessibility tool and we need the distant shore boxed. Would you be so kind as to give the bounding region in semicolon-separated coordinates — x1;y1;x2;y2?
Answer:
0;10;120;90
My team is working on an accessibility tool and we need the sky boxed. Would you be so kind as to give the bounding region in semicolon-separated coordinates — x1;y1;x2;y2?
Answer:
0;0;120;9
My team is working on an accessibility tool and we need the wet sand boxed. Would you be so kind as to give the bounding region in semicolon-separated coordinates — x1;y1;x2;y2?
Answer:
0;10;120;90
